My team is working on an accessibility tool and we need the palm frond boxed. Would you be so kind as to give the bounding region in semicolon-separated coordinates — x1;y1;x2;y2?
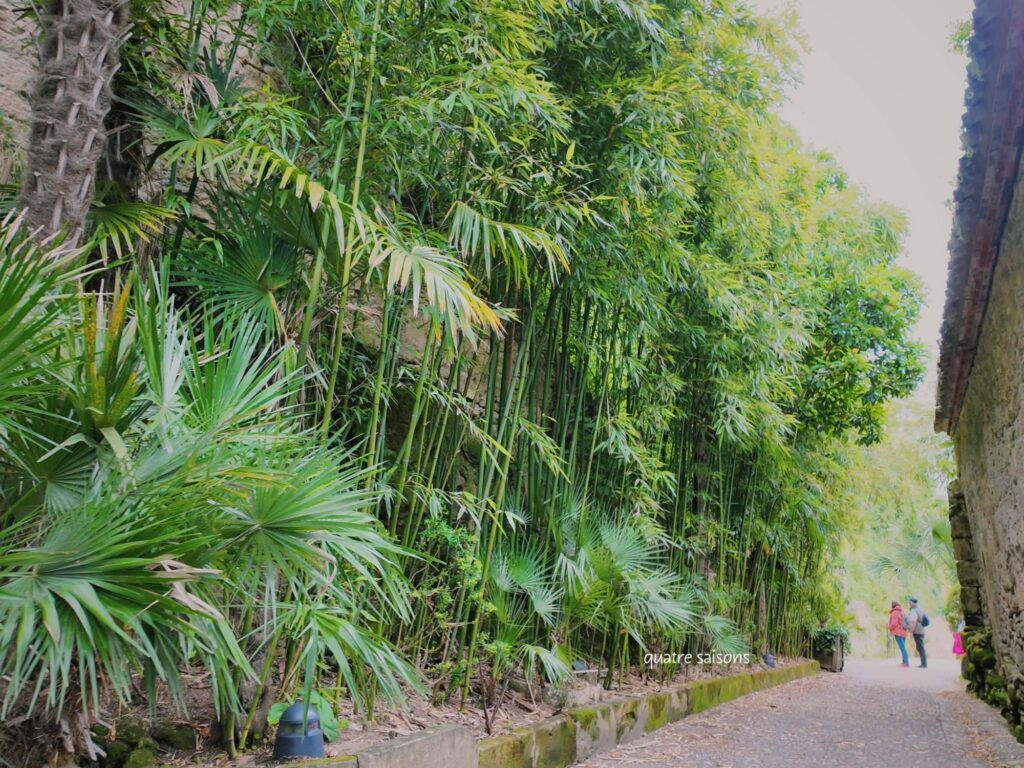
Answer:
447;201;569;285
0;500;248;720
176;203;299;338
138;102;230;179
493;541;562;626
230;141;367;251
182;312;299;436
274;600;423;714
369;232;506;344
89;201;177;261
0;213;76;442
521;643;571;685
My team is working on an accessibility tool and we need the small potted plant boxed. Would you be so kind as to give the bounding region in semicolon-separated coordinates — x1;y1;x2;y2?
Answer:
811;622;848;672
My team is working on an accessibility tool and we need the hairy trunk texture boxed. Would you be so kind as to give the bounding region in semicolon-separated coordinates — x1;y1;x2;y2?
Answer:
20;0;129;244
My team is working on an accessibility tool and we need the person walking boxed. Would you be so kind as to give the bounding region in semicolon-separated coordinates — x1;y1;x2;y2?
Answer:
888;601;909;667
907;597;928;668
953;618;966;659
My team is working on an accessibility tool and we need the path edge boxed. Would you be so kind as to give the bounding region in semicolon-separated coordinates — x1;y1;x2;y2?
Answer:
478;659;820;768
281;661;819;768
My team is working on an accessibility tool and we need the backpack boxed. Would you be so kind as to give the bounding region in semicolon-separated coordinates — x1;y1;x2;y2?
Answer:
921;613;930;628
901;613;911;630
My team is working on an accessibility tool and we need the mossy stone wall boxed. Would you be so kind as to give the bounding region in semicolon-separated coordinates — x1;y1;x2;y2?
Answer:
954;167;1024;742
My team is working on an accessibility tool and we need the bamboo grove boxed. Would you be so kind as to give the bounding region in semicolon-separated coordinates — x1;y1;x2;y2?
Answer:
0;0;924;759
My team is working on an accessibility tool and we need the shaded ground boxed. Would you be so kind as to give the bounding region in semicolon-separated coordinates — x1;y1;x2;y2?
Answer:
580;658;1024;768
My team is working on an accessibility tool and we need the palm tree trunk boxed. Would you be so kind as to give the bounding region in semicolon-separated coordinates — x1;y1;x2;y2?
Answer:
20;0;129;244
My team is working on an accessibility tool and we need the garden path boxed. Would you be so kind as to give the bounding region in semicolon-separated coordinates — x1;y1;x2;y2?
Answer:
578;658;1024;768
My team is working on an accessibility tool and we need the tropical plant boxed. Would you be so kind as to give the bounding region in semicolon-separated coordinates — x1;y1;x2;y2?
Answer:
0;245;418;762
1;0;930;760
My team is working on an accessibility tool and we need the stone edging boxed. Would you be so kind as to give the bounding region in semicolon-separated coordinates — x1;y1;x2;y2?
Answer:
479;660;820;768
283;661;819;768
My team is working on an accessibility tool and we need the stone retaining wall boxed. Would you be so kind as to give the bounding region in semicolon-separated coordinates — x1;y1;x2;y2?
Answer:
954;160;1024;740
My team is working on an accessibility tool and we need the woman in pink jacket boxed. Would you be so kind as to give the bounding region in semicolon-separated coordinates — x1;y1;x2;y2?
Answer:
888;601;909;667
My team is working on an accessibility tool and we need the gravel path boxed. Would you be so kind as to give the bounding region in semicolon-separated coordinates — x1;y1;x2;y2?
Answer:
578;658;1024;768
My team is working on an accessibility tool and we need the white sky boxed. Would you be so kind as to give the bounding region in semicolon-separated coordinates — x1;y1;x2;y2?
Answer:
747;0;974;352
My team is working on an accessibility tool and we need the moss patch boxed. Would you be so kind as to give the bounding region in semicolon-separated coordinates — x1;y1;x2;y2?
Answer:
102;741;131;768
570;703;614;740
688;674;749;714
570;706;599;734
530;716;577;768
570;703;616;761
151;721;195;751
665;688;689;723
115;718;147;746
687;663;817;715
643;693;669;733
123;749;156;768
279;756;358;767
961;625;1021;727
479;733;531;768
609;697;641;743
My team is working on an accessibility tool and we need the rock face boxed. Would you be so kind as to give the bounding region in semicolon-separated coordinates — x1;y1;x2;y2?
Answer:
952;163;1024;739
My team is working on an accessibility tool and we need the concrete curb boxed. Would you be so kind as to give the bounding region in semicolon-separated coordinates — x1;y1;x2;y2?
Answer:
359;724;476;768
479;660;819;768
283;724;473;768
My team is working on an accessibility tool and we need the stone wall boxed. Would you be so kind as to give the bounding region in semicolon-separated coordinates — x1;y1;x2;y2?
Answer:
954;160;1024;737
948;482;986;629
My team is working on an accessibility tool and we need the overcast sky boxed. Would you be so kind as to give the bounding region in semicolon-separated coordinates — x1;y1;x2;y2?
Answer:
747;0;974;353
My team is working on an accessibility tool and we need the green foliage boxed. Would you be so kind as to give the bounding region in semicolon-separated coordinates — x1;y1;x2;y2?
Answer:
811;623;851;655
950;18;973;56
0;215;74;442
2;0;929;758
840;397;956;655
0;245;416;757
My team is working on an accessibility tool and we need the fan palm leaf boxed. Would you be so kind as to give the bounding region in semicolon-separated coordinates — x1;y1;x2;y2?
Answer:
88;201;177;261
176;203;299;338
0;499;247;720
0;214;75;443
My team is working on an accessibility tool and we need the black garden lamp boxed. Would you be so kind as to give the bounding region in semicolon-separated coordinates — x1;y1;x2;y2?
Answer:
272;701;325;760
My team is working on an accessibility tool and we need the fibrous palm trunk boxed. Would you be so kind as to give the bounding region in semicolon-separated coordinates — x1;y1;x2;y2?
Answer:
20;0;129;244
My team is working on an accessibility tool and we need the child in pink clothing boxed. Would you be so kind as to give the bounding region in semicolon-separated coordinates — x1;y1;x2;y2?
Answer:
952;619;965;658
